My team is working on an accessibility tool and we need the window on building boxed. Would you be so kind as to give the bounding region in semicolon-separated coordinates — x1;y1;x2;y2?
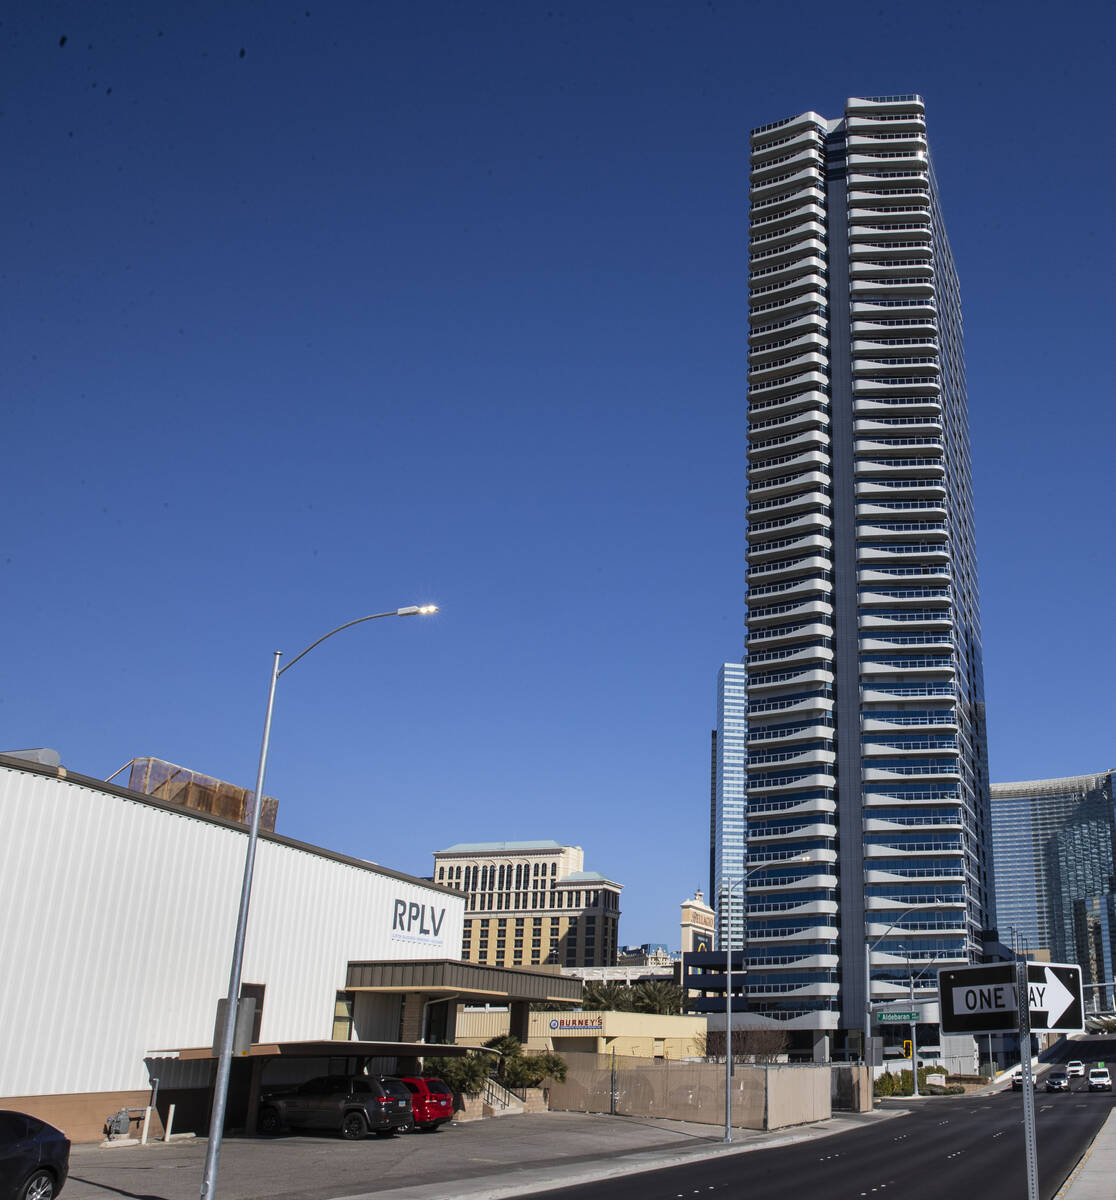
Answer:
332;990;353;1040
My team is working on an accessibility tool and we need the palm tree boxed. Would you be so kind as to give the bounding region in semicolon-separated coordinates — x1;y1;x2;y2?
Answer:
632;979;683;1015
581;980;635;1011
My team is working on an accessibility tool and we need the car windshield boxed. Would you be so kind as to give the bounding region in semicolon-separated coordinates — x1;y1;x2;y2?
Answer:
423;1079;453;1095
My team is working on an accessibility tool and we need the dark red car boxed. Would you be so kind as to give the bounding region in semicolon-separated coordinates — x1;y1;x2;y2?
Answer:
393;1077;454;1131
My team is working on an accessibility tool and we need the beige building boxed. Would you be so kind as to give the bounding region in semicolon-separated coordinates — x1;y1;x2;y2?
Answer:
680;889;715;954
433;840;622;968
456;1009;707;1060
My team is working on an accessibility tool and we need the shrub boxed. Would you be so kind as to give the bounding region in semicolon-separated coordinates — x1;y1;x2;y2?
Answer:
423;1053;489;1098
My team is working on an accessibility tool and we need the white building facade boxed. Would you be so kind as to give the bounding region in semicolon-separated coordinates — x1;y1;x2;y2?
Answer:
0;755;464;1124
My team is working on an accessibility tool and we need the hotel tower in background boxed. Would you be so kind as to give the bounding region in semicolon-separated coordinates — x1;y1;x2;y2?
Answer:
720;94;996;1057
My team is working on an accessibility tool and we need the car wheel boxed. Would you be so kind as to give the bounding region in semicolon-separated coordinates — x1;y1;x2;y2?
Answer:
341;1111;368;1140
20;1171;56;1200
258;1107;282;1135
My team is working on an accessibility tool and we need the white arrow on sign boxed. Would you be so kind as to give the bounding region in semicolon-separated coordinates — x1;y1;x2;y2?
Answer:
951;967;1075;1026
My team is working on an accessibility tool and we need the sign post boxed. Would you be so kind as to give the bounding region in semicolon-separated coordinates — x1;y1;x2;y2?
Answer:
938;960;1083;1200
1016;957;1039;1200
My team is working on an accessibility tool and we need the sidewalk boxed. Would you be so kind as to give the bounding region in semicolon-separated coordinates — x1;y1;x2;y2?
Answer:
1057;1110;1116;1200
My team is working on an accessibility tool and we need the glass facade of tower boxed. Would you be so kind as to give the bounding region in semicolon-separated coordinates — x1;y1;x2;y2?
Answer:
713;661;749;949
741;95;994;1044
991;772;1116;1011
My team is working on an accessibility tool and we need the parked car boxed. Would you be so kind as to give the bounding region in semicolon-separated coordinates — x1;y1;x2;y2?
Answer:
0;1110;70;1200
1066;1060;1086;1077
1045;1071;1070;1092
1011;1072;1038;1090
393;1077;454;1131
258;1075;413;1139
1087;1068;1112;1092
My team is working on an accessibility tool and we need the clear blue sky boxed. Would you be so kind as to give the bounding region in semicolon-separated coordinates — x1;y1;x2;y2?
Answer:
4;1;1113;944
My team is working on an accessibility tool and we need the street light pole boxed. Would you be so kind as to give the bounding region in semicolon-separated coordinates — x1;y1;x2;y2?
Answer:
199;605;438;1200
863;906;920;1077
723;853;811;1143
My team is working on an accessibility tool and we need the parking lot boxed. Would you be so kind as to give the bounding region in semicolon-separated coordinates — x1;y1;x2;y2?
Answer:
63;1112;725;1200
62;1109;873;1200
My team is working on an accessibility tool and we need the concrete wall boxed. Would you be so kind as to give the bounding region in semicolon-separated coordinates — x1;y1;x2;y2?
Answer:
546;1053;831;1130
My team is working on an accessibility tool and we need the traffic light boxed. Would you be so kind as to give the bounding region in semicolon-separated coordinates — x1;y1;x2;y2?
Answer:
903;1040;913;1058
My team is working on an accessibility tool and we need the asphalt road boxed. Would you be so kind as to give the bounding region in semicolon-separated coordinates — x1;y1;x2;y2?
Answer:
506;1050;1116;1200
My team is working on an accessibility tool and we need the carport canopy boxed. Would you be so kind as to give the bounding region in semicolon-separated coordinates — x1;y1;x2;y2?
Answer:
344;958;584;1005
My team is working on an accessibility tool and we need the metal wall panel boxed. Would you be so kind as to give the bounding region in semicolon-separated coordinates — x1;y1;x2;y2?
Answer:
0;765;463;1097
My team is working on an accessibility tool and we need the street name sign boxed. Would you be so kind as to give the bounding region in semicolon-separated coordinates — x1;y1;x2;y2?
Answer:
938;962;1084;1035
876;1011;917;1023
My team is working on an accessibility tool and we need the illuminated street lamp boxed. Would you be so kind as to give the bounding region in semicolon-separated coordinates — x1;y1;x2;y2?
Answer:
199;605;438;1200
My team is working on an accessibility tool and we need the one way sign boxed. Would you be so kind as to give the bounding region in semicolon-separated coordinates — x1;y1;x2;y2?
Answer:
938;962;1084;1034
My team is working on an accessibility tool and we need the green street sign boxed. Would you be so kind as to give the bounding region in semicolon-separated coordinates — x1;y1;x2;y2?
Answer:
876;1010;917;1023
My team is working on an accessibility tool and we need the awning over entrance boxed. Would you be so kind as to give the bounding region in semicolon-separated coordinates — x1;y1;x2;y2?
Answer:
345;958;583;1005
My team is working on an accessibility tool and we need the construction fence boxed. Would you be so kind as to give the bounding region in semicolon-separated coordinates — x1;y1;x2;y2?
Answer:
547;1053;854;1130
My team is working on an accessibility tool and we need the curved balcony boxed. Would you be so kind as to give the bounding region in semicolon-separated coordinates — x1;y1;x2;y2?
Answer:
747;449;831;482
731;1009;842;1031
746;623;833;652
749;508;832;541
854;375;940;398
747;766;837;794
861;713;956;733
745;980;840;998
747;485;832;518
750;310;828;346
746;576;834;604
746;953;840;972
746;722;835;749
864;894;964;911
748;391;830;426
750;166;824;202
751;253;829;289
747;647;834;676
751;210;826;242
749;351;829;386
748;923;839;943
855;419;942;441
747;534;832;564
751;239;828;276
749;820;837;843
862;767;961;787
751;110;827;148
752;268;829;305
859;657;955;678
751;127;825;165
745;548;832;580
750;326;829;361
865;866;964;884
751;148;824;185
746;694;834;721
857;548;949;569
864;817;963;836
859;615;951;633
857;473;945;496
752;286;828;322
746;897;839;918
745;793;836;819
855;478;946;500
747;596;833;624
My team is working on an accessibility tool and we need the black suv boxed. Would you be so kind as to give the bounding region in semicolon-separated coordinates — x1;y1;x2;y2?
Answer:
258;1075;413;1139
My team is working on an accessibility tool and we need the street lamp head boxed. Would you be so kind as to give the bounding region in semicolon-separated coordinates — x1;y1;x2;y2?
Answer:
397;605;439;616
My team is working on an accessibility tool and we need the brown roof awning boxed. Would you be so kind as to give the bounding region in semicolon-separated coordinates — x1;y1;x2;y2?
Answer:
149;1039;472;1062
345;958;583;1005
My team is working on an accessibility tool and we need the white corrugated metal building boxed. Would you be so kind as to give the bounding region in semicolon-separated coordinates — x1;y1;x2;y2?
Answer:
0;752;469;1137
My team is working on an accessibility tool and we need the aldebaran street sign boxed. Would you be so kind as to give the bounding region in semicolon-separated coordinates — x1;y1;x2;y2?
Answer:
876;1010;918;1023
937;962;1084;1035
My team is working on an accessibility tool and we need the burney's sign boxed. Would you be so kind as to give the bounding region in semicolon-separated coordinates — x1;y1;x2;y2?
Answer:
548;1012;604;1034
391;898;446;946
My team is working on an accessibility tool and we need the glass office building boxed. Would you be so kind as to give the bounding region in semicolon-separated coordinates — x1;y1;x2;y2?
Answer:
737;94;996;1052
991;771;1116;1011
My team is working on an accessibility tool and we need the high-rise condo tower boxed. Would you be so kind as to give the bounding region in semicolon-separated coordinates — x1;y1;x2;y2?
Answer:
739;94;995;1057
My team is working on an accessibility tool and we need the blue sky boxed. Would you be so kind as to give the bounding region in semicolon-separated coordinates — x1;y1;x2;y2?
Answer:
4;1;1114;944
